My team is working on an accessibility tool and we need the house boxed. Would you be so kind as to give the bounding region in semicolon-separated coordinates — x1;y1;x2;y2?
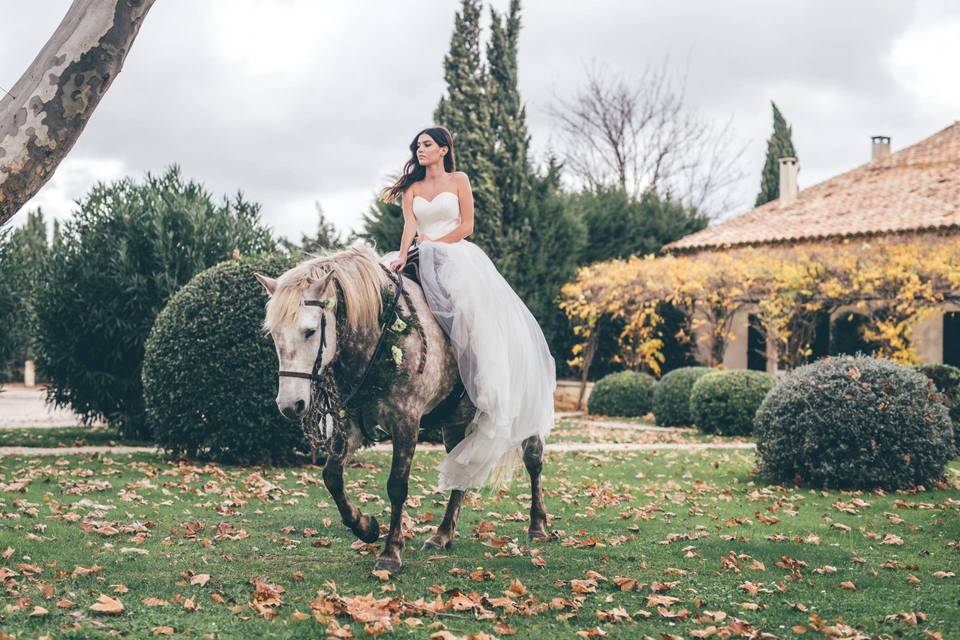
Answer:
663;122;960;371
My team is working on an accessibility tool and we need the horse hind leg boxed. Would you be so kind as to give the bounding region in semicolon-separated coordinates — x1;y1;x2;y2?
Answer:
523;434;551;541
422;422;466;551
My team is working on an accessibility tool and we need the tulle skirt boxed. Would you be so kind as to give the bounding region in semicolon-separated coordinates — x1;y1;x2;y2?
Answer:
381;239;556;491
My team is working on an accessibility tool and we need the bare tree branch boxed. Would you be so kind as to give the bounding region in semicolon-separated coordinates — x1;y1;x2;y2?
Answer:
0;0;155;226
548;58;748;216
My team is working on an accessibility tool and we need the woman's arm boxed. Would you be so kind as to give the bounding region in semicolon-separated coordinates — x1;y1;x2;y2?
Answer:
389;189;417;270
397;187;418;255
430;172;475;244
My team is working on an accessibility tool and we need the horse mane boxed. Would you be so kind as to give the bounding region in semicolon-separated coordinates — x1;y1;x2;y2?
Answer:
262;243;390;335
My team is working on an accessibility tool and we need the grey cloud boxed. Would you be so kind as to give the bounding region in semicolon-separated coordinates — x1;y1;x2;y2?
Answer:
2;1;957;238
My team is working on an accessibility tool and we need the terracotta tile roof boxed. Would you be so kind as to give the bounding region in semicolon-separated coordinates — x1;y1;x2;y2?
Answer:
664;121;960;253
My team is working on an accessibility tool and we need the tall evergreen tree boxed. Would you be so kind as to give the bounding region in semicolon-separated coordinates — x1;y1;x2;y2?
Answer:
434;0;503;261
755;101;797;206
486;0;531;228
499;155;586;373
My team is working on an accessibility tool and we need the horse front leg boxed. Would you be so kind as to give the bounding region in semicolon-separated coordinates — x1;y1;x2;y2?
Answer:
322;432;380;544
523;434;550;541
422;422;466;551
374;427;417;573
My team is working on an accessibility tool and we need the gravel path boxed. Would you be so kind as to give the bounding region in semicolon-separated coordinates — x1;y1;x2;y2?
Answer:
0;384;100;428
557;418;685;433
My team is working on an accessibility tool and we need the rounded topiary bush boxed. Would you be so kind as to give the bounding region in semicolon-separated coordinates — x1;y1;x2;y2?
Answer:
755;356;955;490
690;370;775;436
587;370;656;418
652;367;714;427
143;253;306;465
913;363;960;453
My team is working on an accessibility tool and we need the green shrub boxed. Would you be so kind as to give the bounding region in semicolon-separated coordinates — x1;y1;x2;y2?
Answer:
755;356;954;490
0;230;19;385
913;363;960;452
32;167;276;438
652;366;714;427
0;211;55;384
143;254;306;465
586;370;656;418
690;370;775;436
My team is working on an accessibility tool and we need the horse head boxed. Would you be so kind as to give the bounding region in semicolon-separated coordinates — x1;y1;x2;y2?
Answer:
254;244;388;419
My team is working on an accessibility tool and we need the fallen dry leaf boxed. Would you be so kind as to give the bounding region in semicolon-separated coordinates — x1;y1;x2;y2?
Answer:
190;573;211;587
89;594;124;615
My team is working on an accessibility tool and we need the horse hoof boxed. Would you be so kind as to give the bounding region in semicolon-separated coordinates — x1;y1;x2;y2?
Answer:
374;557;402;574
359;516;380;544
527;529;553;542
421;536;452;552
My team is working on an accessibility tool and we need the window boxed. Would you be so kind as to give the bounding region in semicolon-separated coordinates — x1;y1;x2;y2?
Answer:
810;310;830;360
830;312;878;357
747;314;767;371
945;312;960;366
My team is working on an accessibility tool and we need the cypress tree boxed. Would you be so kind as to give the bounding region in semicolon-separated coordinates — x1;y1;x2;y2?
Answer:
755;101;797;206
434;0;503;261
486;0;531;228
499;155;586;372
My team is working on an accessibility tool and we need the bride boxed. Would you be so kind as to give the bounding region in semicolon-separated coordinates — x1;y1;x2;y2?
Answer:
379;126;556;492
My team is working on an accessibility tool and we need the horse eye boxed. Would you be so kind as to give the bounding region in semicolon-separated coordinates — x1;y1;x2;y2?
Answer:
304;329;316;339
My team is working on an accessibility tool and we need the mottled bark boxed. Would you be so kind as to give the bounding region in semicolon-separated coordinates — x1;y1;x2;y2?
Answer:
0;0;155;225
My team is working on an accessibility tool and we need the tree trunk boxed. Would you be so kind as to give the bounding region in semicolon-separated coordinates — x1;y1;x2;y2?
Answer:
0;0;155;226
577;328;600;410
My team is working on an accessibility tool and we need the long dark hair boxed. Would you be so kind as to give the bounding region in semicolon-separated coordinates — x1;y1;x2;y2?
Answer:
379;126;457;203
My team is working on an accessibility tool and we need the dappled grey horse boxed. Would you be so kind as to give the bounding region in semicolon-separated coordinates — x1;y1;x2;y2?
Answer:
254;244;549;572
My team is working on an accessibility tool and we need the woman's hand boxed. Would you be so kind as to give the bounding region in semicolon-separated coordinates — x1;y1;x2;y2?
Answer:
388;257;406;272
415;234;432;245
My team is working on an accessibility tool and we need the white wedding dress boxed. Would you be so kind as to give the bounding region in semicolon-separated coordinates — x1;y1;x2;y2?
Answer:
380;190;556;491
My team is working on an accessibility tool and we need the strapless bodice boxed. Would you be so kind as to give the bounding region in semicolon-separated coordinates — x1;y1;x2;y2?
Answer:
413;191;461;240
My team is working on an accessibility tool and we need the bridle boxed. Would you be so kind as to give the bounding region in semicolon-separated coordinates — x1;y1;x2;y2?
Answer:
277;264;405;411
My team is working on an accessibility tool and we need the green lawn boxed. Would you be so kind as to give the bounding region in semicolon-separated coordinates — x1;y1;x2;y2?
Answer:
0;426;152;449
0;447;957;639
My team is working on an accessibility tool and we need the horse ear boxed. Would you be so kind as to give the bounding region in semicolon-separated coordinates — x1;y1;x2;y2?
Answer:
308;271;336;296
253;272;277;296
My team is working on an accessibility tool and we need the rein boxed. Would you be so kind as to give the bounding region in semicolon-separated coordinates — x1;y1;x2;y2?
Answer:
278;264;408;446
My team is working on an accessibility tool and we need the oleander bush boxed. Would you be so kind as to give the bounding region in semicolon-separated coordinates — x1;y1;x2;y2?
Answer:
755;355;955;489
586;370;657;418
32;167;275;438
689;369;775;436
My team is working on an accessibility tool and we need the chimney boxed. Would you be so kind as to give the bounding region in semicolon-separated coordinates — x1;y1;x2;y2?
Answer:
778;157;798;203
871;135;891;160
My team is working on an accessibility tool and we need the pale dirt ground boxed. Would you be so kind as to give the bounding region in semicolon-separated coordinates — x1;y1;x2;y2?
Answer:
0;383;103;428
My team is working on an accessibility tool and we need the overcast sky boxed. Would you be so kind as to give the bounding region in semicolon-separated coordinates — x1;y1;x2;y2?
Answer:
3;1;959;243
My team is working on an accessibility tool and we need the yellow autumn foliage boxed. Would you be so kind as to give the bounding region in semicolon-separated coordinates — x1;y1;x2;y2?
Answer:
560;236;960;374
